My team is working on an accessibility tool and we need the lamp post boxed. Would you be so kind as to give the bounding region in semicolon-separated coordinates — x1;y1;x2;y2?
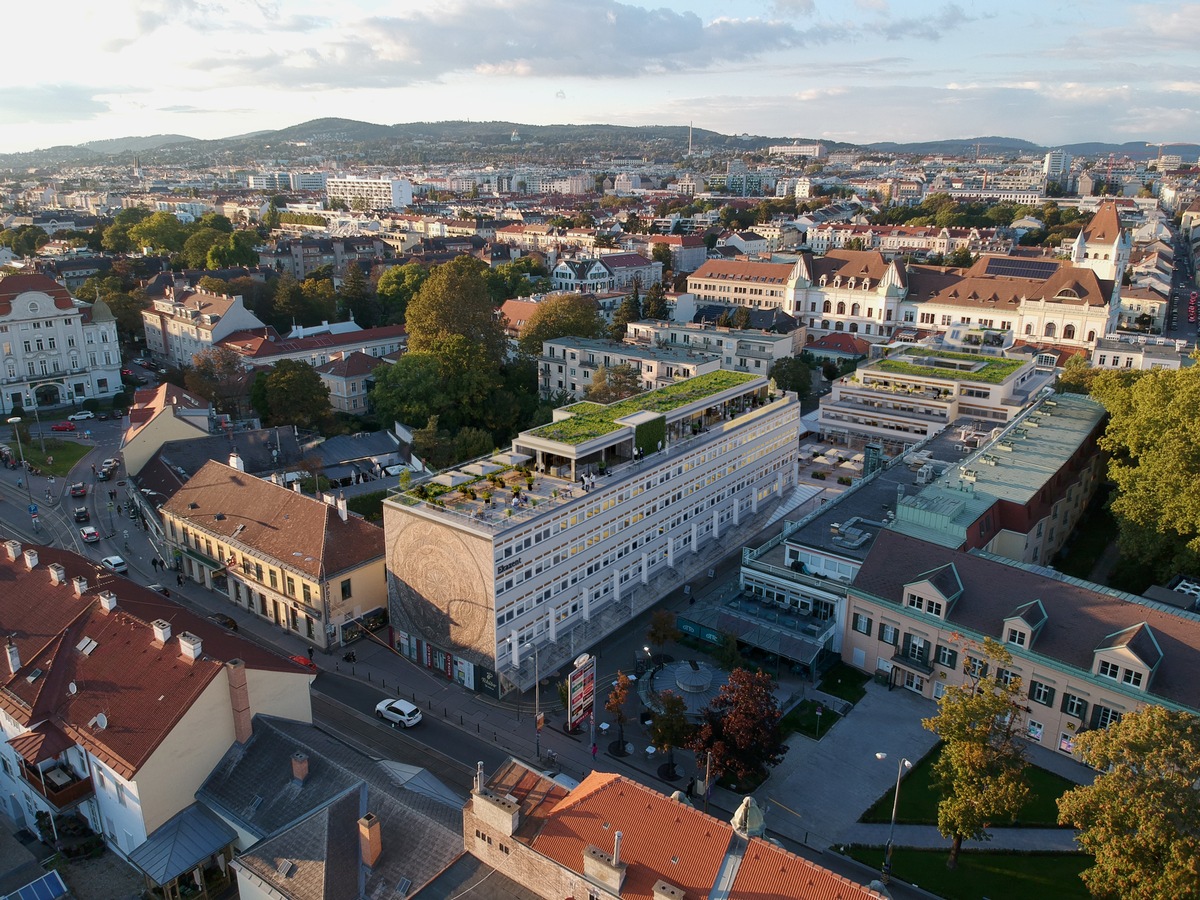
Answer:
643;644;652;674
25;393;45;454
533;641;542;761
875;752;911;884
7;417;36;532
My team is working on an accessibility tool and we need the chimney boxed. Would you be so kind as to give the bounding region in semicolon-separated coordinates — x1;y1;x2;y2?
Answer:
583;842;627;894
5;638;19;676
613;831;622;867
291;751;309;785
178;632;202;663
48;563;67;585
22;549;38;570
292;480;302;494
229;452;245;472
227;659;253;744
4;540;21;561
652;880;686;900
98;590;118;612
151;618;172;646
72;576;88;597
358;813;382;870
336;492;348;523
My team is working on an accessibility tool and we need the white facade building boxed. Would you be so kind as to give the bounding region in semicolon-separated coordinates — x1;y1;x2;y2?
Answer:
326;177;413;211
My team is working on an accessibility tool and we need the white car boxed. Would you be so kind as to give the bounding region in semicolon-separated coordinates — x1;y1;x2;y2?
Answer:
79;526;100;544
99;555;128;575
374;698;423;728
101;458;119;470
67;411;95;421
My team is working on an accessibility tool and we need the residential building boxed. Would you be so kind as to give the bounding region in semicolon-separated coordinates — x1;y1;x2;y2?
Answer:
326;177;413;211
768;142;827;158
315;350;388;415
687;259;797;311
642;235;708;272
160;459;387;649
0;541;313;859
818;346;1053;453
465;760;881;900
537;337;720;399
141;285;268;370
0;273;122;414
384;371;800;693
624;319;803;374
120;383;215;475
1043;150;1072;179
218;323;406;370
842;528;1200;755
597;252;662;290
551;259;614;294
289;172;328;192
258;237;386;280
1091;335;1191;371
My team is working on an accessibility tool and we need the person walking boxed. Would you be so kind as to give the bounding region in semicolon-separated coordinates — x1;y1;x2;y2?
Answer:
591;743;598;761
176;573;184;587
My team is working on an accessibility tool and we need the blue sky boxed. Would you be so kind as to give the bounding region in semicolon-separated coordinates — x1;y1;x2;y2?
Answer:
4;0;1198;154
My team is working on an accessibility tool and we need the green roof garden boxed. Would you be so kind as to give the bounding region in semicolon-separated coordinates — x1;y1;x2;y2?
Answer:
526;370;762;446
870;349;1025;384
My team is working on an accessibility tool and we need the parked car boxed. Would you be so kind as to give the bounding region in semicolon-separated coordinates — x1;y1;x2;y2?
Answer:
146;583;170;596
51;422;76;432
132;357;149;366
120;368;133;377
73;506;90;523
207;613;238;631
97;413;109;421
67;410;95;421
69;482;87;497
80;526;100;544
374;698;423;728
99;555;127;574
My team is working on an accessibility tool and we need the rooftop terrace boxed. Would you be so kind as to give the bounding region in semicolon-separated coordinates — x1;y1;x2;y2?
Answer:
867;348;1026;384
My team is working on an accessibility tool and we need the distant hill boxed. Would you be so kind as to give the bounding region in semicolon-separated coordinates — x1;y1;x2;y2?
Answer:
81;134;197;154
865;136;1043;156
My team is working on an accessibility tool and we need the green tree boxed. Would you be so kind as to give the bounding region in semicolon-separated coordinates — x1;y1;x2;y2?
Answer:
375;262;428;324
609;287;642;340
185;346;246;414
1057;353;1098;395
412;415;456;470
371;353;444;428
648;691;691;776
921;638;1031;869
453;426;495;463
585;364;643;404
945;246;976;268
405;255;508;367
1091;365;1200;579
517;293;604;357
646;609;680;660
687;667;787;786
128;211;187;254
338;263;380;326
182;228;225;269
732;306;751;330
249;370;271;421
606;671;633;748
262;359;332;429
198;212;234;233
651;242;673;270
207;230;260;268
769;357;812;399
1057;706;1200;900
299;277;337;325
642;280;670;320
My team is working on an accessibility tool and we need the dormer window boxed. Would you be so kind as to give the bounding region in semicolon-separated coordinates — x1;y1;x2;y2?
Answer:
1122;669;1143;688
1006;627;1027;648
905;593;943;617
1098;660;1119;680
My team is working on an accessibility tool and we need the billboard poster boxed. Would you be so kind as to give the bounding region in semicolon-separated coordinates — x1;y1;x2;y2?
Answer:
568;654;596;732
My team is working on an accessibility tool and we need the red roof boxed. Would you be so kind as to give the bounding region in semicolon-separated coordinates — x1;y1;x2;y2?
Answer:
731;837;883;899
0;273;75;314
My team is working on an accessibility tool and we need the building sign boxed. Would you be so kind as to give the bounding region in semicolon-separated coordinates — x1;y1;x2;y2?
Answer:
476;664;501;699
568;654;596;732
497;557;523;576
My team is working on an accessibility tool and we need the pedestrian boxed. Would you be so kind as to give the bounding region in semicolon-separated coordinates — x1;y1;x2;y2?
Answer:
591;743;598;761
685;776;695;799
91;464;96;476
176;573;183;587
307;646;314;660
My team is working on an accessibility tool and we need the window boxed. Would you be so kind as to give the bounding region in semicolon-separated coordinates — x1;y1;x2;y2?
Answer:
285;575;295;597
903;671;924;692
1027;720;1044;742
996;668;1016;687
1093;705;1121;729
852;612;872;635
1062;693;1087;720
1122;669;1143;688
341;579;352;600
936;645;957;669
1098;659;1120;680
965;656;987;678
1006;627;1027;647
1030;680;1054;706
879;623;899;646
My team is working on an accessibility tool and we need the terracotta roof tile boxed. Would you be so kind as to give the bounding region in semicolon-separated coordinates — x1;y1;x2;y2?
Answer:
691;260;794;284
314;350;387;379
731;837;884;899
0;273;75;314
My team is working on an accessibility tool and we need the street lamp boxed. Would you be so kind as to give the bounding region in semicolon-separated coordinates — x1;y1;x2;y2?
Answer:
6;417;36;532
875;752;912;884
24;393;45;454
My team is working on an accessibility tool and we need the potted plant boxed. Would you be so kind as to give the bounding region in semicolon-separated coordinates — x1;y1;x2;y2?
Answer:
481;490;492;505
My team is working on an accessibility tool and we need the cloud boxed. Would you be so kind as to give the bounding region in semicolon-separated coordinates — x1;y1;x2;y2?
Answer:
0;85;110;124
878;3;980;41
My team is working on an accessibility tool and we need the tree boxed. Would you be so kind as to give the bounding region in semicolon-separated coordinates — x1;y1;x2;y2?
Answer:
646;609;680;661
585;364;643;404
181;228;226;269
648;691;691;776
769;357;812;399
1090;364;1200;580
687;667;787;786
207;230;260;269
1057;706;1200;900
732;306;751;330
128;211;187;254
186;347;247;414
261;359;332;429
606;671;633;749
1057;353;1097;395
945;246;976;268
651;242;673;270
642;280;670;320
375;262;428;325
371;353;445;428
339;262;380;326
921;637;1031;869
609;287;642;340
516;293;604;357
405;256;508;367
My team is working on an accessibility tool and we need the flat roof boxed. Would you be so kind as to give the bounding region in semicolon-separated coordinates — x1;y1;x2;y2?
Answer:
866;348;1026;384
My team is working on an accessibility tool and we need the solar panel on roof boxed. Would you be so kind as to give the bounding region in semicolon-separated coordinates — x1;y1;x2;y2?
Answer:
11;870;68;900
984;257;1060;280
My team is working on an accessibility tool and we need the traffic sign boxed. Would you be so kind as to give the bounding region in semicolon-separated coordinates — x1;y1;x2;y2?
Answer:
27;504;37;515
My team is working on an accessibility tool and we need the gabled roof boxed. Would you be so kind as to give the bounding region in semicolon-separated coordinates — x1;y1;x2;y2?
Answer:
690;260;794;284
730;837;882;899
0;273;75;314
914;562;963;601
1009;598;1048;630
1097;622;1163;669
129;803;237;886
807;333;871;356
160;461;384;580
812;249;891;282
1082;201;1124;245
314;350;387;380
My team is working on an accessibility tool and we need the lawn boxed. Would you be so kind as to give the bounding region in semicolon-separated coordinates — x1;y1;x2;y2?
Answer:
861;744;1076;827
347;490;387;522
781;699;840;740
842;847;1091;900
817;660;870;705
20;438;93;479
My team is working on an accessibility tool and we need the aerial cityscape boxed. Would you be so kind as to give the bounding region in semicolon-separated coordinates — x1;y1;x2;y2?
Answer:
0;2;1199;900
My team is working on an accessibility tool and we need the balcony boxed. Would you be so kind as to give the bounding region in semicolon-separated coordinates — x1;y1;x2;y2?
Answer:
20;760;94;809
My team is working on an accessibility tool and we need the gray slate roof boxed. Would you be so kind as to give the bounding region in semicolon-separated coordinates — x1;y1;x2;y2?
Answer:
129;802;237;886
137;428;307;503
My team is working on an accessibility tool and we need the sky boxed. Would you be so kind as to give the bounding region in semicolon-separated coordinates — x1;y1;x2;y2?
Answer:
3;0;1199;154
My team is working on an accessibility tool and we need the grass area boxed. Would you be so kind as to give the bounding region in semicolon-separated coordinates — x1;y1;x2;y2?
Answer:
20;439;93;479
842;846;1091;900
1054;485;1116;579
347;490;387;522
861;744;1076;827
781;699;840;740
817;660;870;704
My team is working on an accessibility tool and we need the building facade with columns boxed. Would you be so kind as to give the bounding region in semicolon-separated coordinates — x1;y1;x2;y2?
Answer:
383;371;800;695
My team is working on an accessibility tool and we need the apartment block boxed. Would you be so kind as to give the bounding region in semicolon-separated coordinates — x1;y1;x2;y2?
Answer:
538;337;720;400
384;371;800;693
326;177;413;211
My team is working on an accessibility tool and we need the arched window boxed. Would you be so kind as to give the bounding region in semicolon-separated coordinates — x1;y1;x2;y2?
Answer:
822;300;832;313
837;302;846;315
1087;330;1096;343
835;321;845;331
819;275;827;287
849;323;859;333
821;320;830;330
848;278;856;290
1063;324;1076;340
1044;322;1056;338
1024;324;1033;335
851;303;861;317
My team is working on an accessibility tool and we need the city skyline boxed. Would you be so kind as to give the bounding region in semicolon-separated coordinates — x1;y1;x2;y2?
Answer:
3;0;1199;155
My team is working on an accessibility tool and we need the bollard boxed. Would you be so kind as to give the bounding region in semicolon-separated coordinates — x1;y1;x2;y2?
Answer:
460;715;464;725
444;707;448;717
477;723;480;733
367;670;372;683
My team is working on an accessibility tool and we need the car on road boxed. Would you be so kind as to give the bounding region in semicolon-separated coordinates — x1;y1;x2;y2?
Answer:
132;357;149;366
73;506;90;523
147;583;171;596
67;411;95;421
96;467;111;482
207;613;238;631
289;655;319;673
102;458;119;470
374;698;423;728
120;368;133;377
51;422;76;432
69;482;87;497
80;526;100;543
97;412;109;421
99;555;127;574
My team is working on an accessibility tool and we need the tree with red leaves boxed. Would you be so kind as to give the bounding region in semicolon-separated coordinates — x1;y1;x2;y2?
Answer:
688;667;788;786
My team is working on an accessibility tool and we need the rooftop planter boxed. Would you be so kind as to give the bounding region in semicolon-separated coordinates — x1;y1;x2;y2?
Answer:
872;350;1023;384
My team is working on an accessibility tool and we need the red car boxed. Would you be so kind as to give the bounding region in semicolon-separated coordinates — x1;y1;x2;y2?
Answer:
51;422;76;432
69;482;87;498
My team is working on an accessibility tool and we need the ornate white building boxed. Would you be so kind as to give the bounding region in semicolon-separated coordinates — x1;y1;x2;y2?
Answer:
0;273;122;415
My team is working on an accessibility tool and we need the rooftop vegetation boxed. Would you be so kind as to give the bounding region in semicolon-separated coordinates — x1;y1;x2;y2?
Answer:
872;349;1024;384
526;370;762;446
